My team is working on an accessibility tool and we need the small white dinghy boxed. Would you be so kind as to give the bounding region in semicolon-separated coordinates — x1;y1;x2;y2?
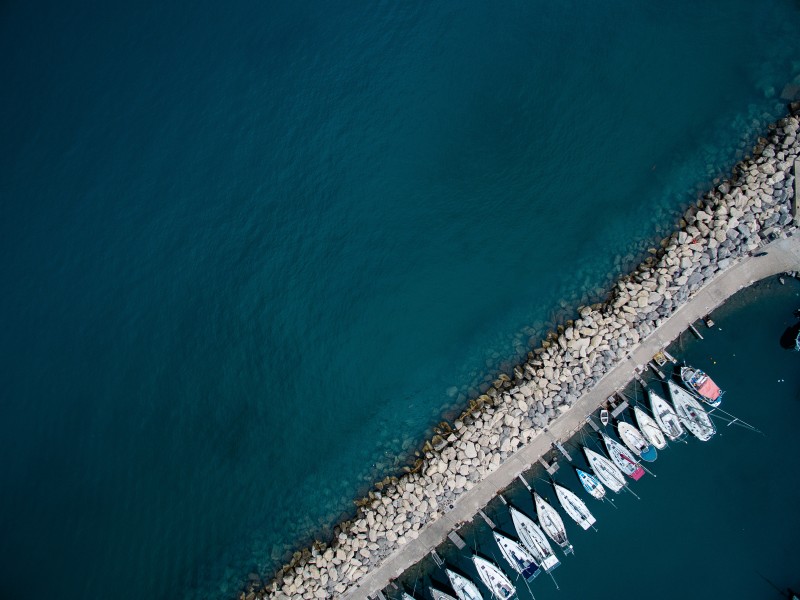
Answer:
445;569;484;600
576;468;606;499
633;405;667;450
492;530;541;582
648;387;685;441
667;380;716;442
472;555;516;600
534;492;573;554
583;446;625;492
429;589;458;600
509;506;560;571
553;483;596;530
617;421;657;462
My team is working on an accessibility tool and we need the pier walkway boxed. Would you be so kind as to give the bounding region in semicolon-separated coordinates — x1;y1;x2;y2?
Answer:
346;234;800;600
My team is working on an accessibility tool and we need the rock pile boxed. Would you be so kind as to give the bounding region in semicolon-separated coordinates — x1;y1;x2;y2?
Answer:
246;113;798;600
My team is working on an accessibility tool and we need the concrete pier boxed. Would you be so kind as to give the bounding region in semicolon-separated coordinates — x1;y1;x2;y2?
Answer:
343;235;800;600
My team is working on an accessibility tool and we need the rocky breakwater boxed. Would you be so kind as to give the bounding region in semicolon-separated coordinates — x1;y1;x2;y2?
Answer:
247;113;799;600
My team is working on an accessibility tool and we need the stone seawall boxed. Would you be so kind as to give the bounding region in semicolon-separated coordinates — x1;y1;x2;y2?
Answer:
247;112;800;600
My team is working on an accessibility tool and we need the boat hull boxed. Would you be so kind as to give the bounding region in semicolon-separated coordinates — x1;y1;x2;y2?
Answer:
509;507;560;572
633;406;668;450
668;380;716;442
617;421;657;462
680;366;723;407
602;434;645;480
583;447;626;492
648;388;685;441
576;468;606;499
554;484;596;530
473;555;516;600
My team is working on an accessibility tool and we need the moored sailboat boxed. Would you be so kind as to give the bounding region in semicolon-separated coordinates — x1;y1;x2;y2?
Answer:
667;380;716;442
472;555;516;599
533;492;573;554
445;569;484;600
617;421;657;462
575;467;606;499
492;530;541;582
601;433;645;480
508;506;561;571
633;405;667;449
429;589;458;600
553;483;596;530
680;366;723;407
648;387;685;441
582;446;626;492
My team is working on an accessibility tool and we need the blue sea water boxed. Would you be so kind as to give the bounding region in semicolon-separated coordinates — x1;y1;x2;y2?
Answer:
1;1;799;599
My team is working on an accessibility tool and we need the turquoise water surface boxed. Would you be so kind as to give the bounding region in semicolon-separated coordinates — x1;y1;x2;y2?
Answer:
1;2;800;599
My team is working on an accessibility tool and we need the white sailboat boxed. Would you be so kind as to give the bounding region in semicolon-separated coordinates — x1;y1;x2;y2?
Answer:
633;405;667;449
445;569;484;600
601;433;645;480
583;446;625;492
472;555;516;600
533;492;573;554
648;387;685;441
667;380;716;442
616;421;657;462
492;530;541;582
575;468;606;500
553;483;596;530
508;506;560;571
430;589;459;600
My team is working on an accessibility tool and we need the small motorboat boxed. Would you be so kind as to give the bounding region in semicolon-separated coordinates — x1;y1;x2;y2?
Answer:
575;468;606;499
601;433;645;480
680;366;723;407
445;568;484;600
492;530;541;582
600;409;609;426
402;594;416;600
633;405;667;450
553;483;596;530
668;380;716;442
648;387;685;441
582;446;626;492
472;555;516;599
508;506;560;572
534;492;573;554
616;421;658;462
429;589;458;600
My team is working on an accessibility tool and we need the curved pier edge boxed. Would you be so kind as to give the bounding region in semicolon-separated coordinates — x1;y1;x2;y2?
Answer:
255;112;800;600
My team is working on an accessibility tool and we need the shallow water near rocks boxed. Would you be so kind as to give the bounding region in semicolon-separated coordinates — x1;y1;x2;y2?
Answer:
1;1;800;599
404;276;800;600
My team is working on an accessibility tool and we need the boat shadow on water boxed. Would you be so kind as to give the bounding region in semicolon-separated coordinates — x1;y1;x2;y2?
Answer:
778;321;800;350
